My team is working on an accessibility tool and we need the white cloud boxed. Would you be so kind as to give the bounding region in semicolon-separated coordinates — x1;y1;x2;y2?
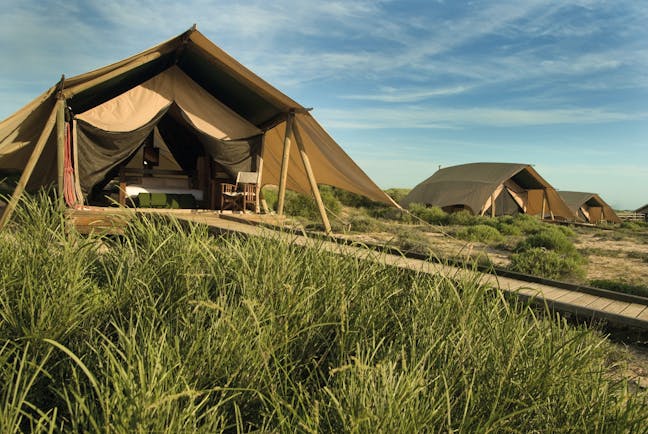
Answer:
342;86;471;103
317;106;648;129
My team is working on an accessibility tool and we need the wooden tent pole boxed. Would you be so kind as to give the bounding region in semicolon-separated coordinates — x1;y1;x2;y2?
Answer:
72;119;84;203
0;103;59;230
276;113;294;215
256;134;265;213
541;190;546;219
292;119;332;234
56;96;66;203
491;193;496;218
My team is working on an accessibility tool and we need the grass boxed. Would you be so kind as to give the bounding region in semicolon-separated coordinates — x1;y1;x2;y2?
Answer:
590;280;648;299
0;193;646;431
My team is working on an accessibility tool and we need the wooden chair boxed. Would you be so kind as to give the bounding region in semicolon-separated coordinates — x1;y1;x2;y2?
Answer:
220;171;259;213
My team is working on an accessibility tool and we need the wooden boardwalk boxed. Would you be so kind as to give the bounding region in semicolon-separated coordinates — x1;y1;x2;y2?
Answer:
68;207;648;330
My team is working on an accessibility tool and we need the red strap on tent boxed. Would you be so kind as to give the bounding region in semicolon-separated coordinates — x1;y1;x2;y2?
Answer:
63;122;78;207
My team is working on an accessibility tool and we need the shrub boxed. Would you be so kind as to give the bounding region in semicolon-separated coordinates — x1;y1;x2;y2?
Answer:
408;203;448;225
383;188;411;204
261;186;278;210
347;212;385;233
326;186;377;208
369;206;410;222
447;210;482;226
497;223;523;236
515;227;577;255
508;226;585;280
508;214;544;234
620;221;644;231
393;226;431;254
283;189;342;221
509;247;585;280
590;280;648;298
455;224;503;244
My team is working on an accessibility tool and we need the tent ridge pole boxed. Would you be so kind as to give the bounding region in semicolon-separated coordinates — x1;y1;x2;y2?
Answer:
276;112;294;215
292;118;332;235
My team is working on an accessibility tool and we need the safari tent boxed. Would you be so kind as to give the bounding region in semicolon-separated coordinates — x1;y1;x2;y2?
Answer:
636;204;648;216
400;162;573;220
0;26;397;232
558;191;620;224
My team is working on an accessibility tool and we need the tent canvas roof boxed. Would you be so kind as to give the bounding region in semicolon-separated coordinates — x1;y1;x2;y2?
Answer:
558;191;621;223
401;162;573;219
0;26;396;207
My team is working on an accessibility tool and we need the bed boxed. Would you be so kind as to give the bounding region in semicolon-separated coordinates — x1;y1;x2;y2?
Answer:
118;168;204;207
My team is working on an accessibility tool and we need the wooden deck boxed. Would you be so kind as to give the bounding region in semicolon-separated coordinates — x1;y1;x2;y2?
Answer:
67;207;648;330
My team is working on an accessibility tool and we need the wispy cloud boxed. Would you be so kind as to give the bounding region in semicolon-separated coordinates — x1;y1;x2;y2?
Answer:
318;106;648;129
342;86;471;103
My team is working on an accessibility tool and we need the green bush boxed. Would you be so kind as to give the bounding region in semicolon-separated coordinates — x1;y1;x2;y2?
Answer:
509;248;585;280
511;214;544;234
590;280;648;298
447;210;482;226
283;189;342;221
508;226;585;280
393;226;431;254
347;212;385;233
516;227;577;255
369;206;411;222
497;222;523;236
384;188;411;204
408;203;448;225
261;186;278;210
455;224;503;244
620;221;644;231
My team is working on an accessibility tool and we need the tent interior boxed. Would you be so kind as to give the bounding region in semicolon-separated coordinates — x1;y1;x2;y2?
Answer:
73;65;265;208
0;27;396;229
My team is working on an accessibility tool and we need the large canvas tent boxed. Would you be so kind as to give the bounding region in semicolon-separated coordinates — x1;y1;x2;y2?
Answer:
0;26;397;231
400;162;573;220
558;191;620;224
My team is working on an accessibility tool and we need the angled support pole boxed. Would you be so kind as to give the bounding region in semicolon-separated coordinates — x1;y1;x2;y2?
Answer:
255;134;265;213
56;93;66;204
276;112;294;215
292;118;332;235
0;102;59;230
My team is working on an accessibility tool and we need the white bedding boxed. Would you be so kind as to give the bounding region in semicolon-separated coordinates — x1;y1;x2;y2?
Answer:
125;185;204;201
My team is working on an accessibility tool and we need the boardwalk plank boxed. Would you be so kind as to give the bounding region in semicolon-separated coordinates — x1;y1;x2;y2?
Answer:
603;301;631;315
584;297;614;312
553;290;587;304
620;303;647;319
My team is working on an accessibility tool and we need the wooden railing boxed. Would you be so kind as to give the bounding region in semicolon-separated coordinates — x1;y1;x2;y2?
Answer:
617;212;646;222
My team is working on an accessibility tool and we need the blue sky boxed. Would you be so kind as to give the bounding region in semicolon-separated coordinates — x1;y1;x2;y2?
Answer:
1;0;647;209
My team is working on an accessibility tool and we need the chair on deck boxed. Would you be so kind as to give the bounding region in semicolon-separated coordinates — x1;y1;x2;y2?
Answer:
220;171;260;213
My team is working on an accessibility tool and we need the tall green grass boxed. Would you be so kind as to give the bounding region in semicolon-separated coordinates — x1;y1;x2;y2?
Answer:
0;194;646;432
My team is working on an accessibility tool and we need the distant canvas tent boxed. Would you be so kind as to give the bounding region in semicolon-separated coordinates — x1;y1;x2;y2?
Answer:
636;204;648;215
400;162;573;220
0;26;397;232
558;191;620;224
